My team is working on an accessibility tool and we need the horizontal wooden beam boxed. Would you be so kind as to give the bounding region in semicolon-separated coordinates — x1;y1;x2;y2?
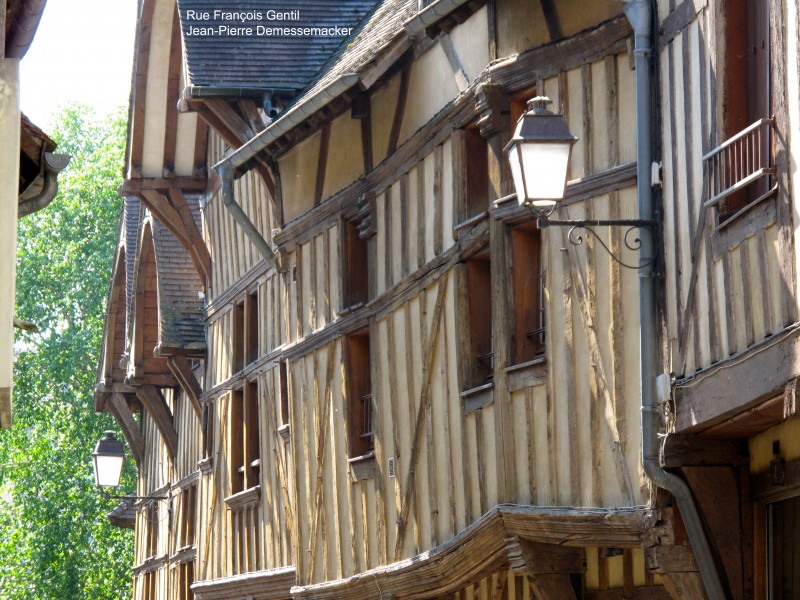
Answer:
673;324;800;433
136;385;178;460
662;435;749;468
118;176;207;195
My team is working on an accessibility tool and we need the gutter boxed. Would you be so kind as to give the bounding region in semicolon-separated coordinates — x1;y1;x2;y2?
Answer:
213;74;360;267
403;0;474;36
18;152;71;218
623;1;726;598
5;0;47;59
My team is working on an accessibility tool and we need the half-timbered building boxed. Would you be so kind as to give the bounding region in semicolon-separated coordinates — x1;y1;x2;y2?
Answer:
94;0;800;598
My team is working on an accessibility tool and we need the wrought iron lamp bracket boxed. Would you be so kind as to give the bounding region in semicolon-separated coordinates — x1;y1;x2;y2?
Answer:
536;216;661;274
103;491;168;502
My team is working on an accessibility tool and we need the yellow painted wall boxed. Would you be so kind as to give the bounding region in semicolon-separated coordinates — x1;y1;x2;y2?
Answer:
279;131;321;223
750;418;800;473
322;112;364;201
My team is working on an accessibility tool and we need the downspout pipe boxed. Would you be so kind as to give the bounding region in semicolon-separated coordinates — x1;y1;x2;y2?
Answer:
218;163;277;269
623;2;726;599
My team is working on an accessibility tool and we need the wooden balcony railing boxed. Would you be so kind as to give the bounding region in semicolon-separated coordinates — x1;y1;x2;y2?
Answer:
703;117;775;210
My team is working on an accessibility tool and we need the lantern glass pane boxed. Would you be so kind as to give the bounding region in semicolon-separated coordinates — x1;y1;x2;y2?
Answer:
93;454;124;488
519;142;572;200
507;143;527;205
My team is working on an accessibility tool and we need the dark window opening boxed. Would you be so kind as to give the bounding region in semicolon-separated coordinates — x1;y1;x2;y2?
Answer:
279;360;289;427
245;291;259;365
511;224;545;363
233;301;244;373
229;383;261;495
463;127;489;221
465;247;493;388
346;332;373;457
343;220;369;308
719;0;771;218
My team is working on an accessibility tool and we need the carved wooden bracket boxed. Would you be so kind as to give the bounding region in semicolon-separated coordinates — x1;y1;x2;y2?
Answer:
356;192;377;239
136;384;178;460
505;536;584;600
138;187;212;287
475;83;511;139
107;392;145;465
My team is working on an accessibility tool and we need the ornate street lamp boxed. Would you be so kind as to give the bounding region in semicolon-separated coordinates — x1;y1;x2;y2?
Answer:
506;95;658;271
91;431;166;500
504;96;577;216
92;431;125;489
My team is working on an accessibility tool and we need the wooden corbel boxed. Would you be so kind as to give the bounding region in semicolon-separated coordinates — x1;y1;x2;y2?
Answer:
506;536;585;600
167;355;203;420
107;392;145;465
475;83;511;140
136;384;178;460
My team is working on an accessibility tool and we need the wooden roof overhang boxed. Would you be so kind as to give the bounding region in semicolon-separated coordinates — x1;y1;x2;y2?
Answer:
123;0;213;288
290;504;659;600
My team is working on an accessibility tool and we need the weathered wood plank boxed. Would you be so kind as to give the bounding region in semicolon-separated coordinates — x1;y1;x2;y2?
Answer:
137;385;178;459
107;392;145;465
394;276;448;561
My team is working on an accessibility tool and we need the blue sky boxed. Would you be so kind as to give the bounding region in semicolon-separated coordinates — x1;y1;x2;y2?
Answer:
19;0;137;126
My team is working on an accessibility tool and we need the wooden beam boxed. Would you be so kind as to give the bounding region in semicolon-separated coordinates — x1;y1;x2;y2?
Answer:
107;392;145;465
237;98;266;134
507;538;585;575
167;356;203;420
204;98;256;145
139;189;212;285
128;0;156;176
136;385;178;459
646;546;709;600
360;38;413;90
387;63;411;156
314;123;331;206
528;574;578;600
162;9;182;176
673;325;800;433
439;33;469;92
662;435;749;468
538;0;563;41
118;176;208;194
166;187;213;282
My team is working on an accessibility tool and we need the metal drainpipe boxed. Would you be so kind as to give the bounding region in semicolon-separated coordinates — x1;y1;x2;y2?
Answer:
623;1;726;598
218;164;277;269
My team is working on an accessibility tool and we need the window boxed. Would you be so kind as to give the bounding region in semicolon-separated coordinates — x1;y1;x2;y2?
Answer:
462;127;488;222
510;224;545;363
177;561;194;600
178;484;197;549
345;331;373;457
342;219;369;309
279;360;289;427
232;290;259;374
767;495;800;597
229;382;261;495
464;247;493;388
144;502;159;558
718;0;771;219
141;570;157;600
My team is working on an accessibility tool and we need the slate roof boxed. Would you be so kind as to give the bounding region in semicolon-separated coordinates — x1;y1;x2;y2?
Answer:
295;0;416;106
151;216;205;351
177;0;380;93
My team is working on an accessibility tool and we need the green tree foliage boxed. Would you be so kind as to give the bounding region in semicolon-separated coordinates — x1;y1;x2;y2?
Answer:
0;105;134;599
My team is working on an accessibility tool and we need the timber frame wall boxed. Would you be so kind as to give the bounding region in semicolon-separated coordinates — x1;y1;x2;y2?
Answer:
96;0;800;598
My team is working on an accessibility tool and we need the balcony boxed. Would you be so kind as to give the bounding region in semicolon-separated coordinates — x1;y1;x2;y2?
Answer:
703;117;776;227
